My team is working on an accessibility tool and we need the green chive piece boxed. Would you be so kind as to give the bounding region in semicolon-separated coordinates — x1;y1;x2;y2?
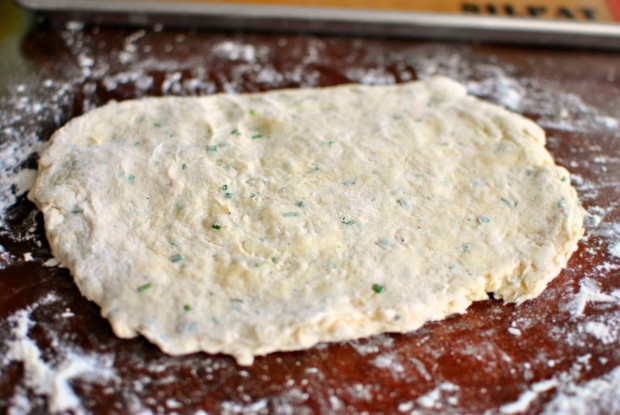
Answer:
255;260;270;268
340;217;356;226
251;133;263;139
170;254;184;263
250;192;260;198
231;298;244;303
138;283;152;293
376;238;392;249
224;192;234;199
282;212;299;217
133;141;141;147
327;140;335;146
207;145;218;152
477;215;490;224
183;304;191;312
561;176;568;182
249;109;256;116
295;201;305;208
221;184;228;191
230;128;241;136
397;199;408;207
71;160;78;167
500;198;512;207
128;175;135;184
182;163;188;170
372;283;384;293
463;243;470;253
212;224;221;230
558;199;566;208
153;122;161;128
342;179;356;186
71;208;83;214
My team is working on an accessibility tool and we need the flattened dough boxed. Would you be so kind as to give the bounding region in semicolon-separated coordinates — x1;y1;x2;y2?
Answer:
29;77;584;365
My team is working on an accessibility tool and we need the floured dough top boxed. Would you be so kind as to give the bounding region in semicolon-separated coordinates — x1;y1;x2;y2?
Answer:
29;77;584;365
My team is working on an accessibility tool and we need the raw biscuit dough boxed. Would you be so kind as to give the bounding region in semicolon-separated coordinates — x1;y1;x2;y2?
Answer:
29;77;584;365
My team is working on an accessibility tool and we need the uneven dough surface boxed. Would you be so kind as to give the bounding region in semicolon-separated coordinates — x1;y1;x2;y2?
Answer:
29;77;584;365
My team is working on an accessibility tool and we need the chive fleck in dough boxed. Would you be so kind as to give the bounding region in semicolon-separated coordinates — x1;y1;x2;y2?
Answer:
29;77;584;365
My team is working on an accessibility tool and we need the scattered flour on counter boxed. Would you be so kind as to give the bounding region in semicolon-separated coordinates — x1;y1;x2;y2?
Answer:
500;390;539;414
344;67;396;85
0;244;13;268
564;277;620;318
0;141;42;225
220;399;268;415
349;333;394;355
213;40;266;62
541;367;620;415
508;327;522;336
406;48;620;137
118;29;146;65
464;66;525;111
347;383;373;402
0;75;75;234
398;401;415;412
500;378;558;414
491;273;620;414
416;382;460;410
609;242;620;258
2;298;117;415
370;353;405;375
581;322;615;345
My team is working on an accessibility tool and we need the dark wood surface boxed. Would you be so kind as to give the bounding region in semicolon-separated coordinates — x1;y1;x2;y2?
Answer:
1;9;619;414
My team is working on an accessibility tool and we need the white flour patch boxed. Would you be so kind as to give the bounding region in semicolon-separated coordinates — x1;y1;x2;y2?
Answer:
370;352;405;375
581;321;614;344
344;67;396;85
347;383;373;402
349;333;394;355
220;399;268;415
213;41;263;62
118;29;146;65
416;382;460;410
564;277;619;318
0;141;44;224
508;327;522;336
500;378;558;414
2;294;117;415
500;390;539;414
465;66;525;111
0;244;13;268
542;367;620;415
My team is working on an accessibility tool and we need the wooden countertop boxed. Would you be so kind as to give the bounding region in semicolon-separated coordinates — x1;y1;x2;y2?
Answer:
1;9;619;414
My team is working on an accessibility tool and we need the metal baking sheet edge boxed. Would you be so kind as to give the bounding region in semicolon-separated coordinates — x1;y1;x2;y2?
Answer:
16;0;620;49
